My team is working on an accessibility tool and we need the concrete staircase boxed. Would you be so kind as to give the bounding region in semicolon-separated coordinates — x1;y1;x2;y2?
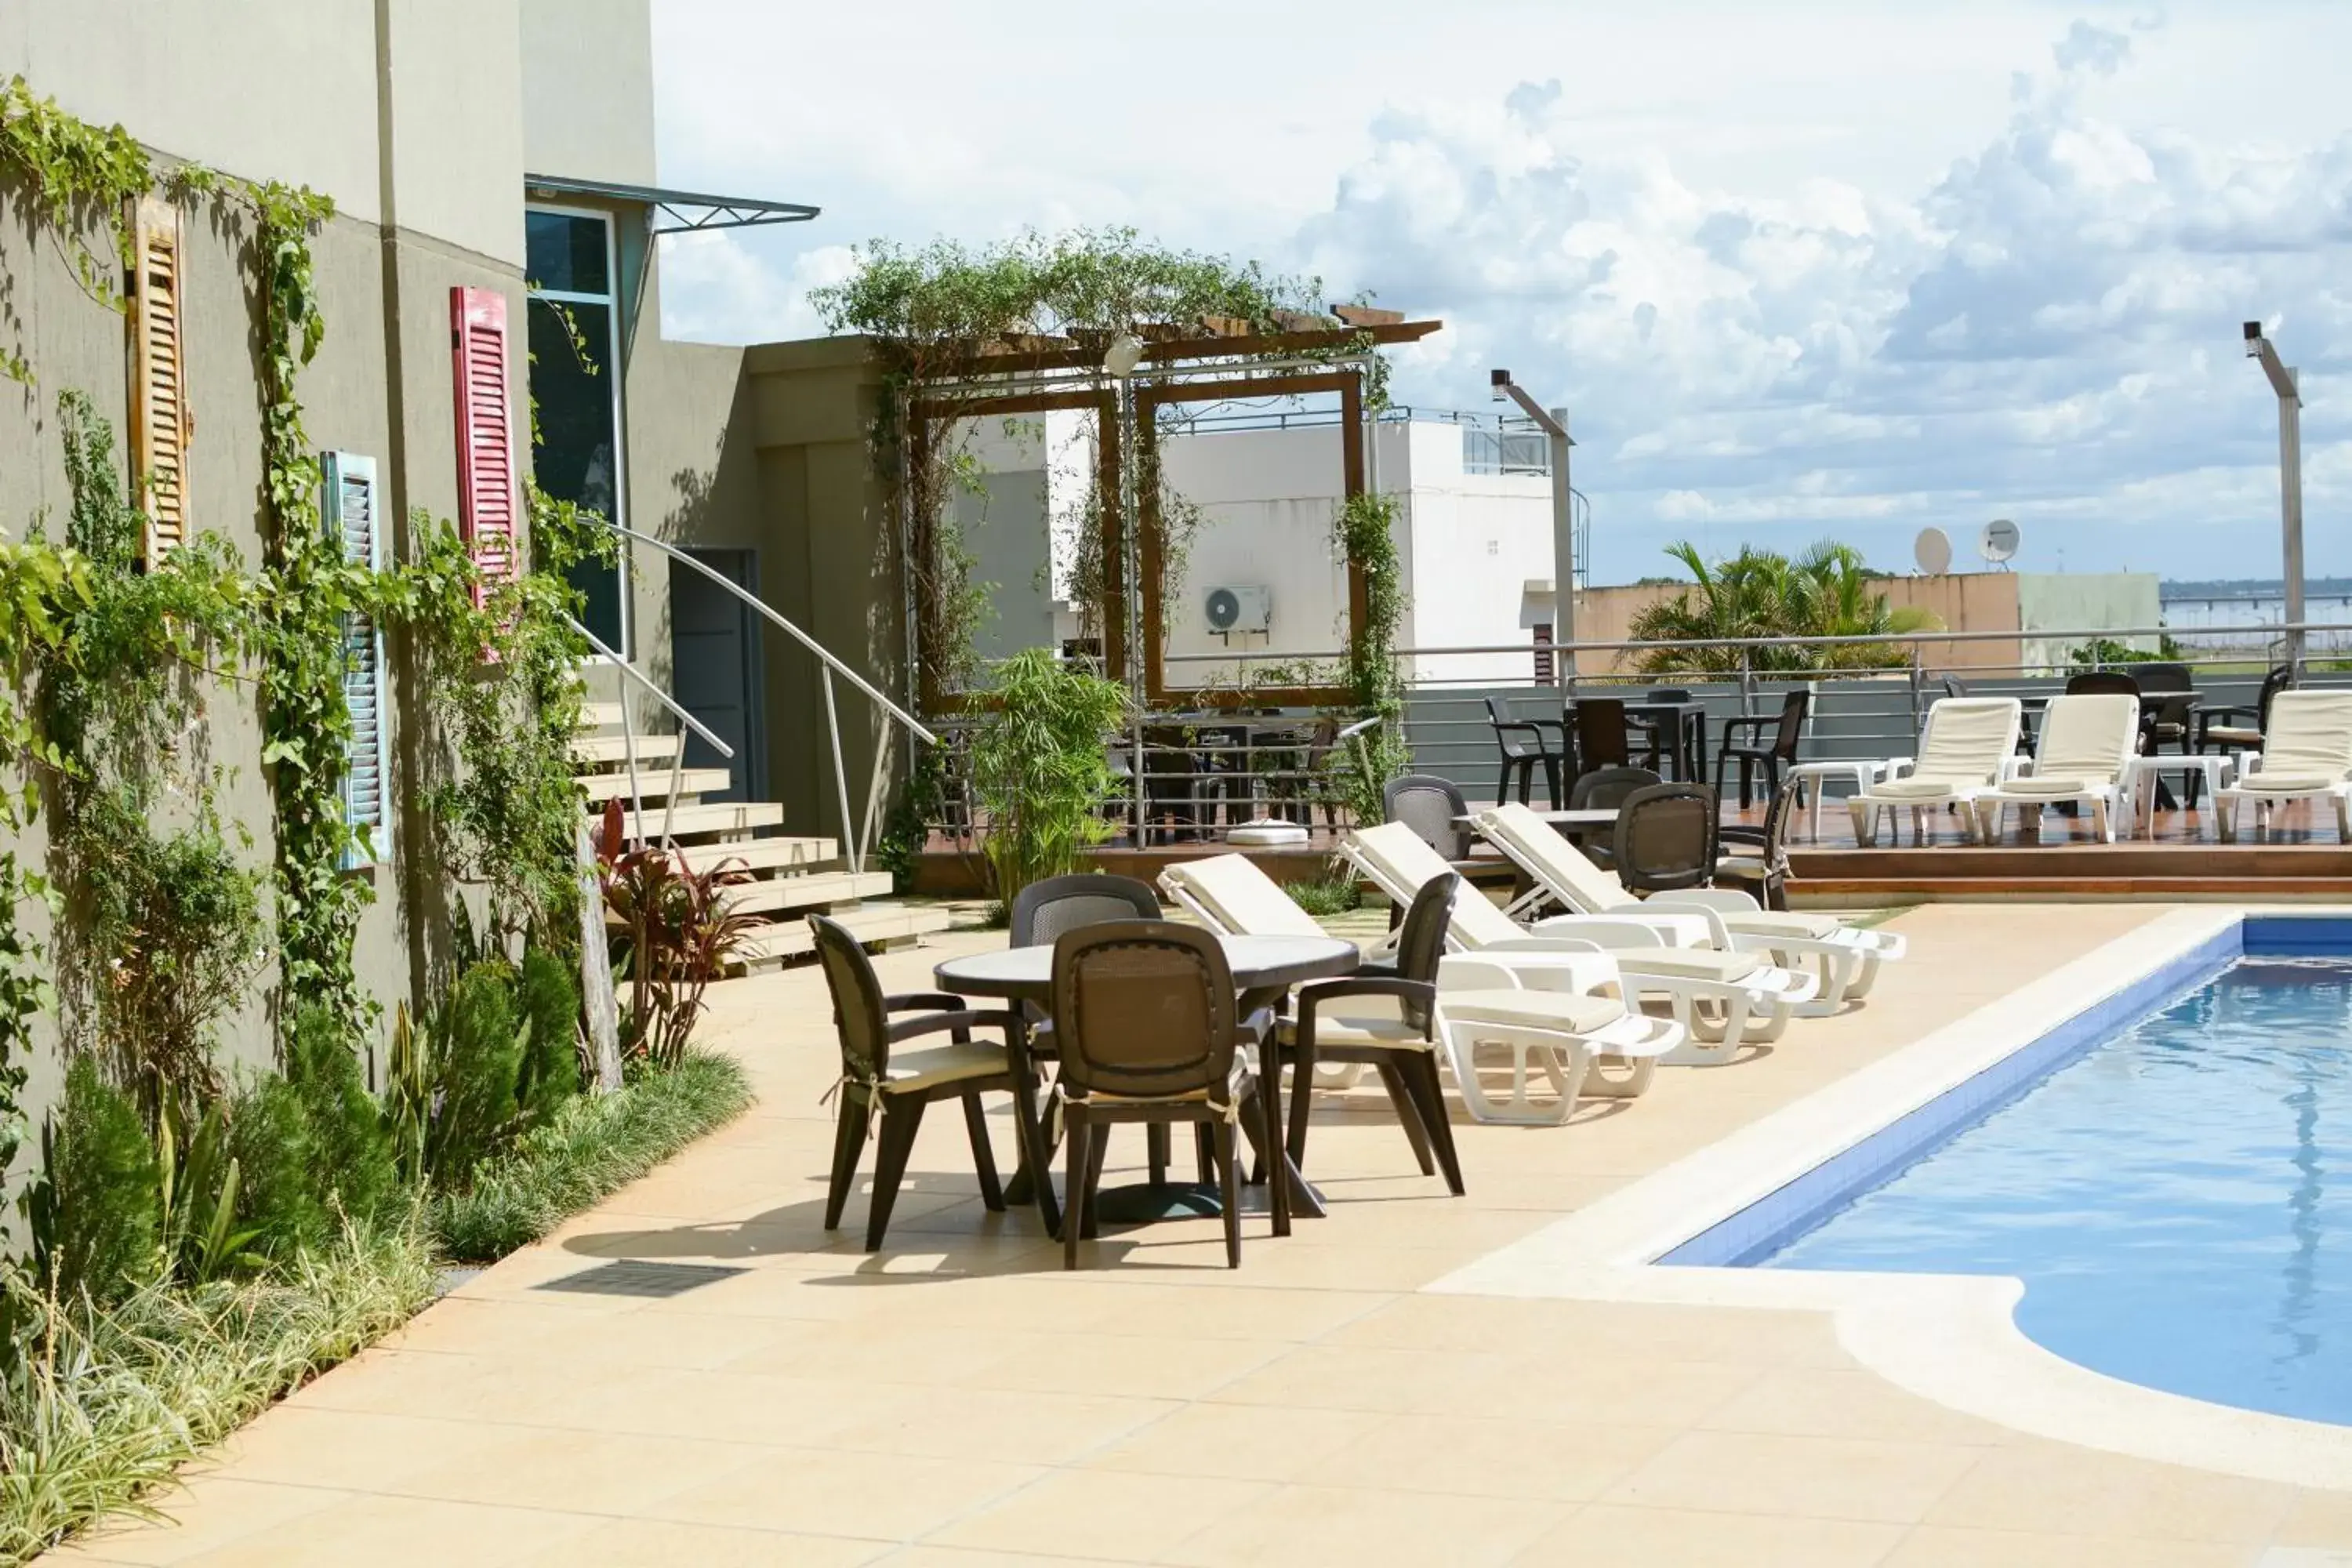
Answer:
576;700;949;970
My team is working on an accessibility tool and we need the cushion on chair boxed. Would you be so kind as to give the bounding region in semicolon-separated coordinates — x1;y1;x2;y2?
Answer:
1614;949;1766;983
1277;1006;1432;1051
2226;773;2343;795
1439;989;1624;1034
880;1040;1011;1094
2204;726;2259;747
1996;775;2111;797
1867;777;1967;800
1722;910;1846;941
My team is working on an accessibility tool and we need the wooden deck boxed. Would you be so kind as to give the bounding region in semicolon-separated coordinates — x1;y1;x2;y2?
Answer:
911;797;2352;902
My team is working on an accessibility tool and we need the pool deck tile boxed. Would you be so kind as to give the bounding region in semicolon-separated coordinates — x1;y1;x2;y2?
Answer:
43;901;2352;1566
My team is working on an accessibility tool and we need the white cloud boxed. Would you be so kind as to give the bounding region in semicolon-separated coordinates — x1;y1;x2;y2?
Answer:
652;4;2352;581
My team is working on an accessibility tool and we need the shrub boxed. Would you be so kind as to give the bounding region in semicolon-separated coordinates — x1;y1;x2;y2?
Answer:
225;1075;322;1261
1286;877;1361;917
965;648;1129;902
425;960;527;1187
430;1049;751;1261
0;1219;435;1565
513;947;582;1126
594;801;757;1073
280;1004;399;1225
27;1062;158;1305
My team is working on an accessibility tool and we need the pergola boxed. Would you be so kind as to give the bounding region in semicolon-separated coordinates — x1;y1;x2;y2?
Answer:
905;307;1444;713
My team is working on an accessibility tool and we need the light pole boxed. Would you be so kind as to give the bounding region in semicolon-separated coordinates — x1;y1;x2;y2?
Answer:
2244;321;2306;671
1491;368;1577;683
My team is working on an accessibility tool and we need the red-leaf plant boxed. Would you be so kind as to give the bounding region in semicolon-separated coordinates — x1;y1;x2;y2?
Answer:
593;800;760;1072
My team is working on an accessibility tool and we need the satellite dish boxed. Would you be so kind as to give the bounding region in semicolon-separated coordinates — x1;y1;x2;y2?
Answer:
1204;587;1243;632
1913;527;1952;575
1980;517;2021;567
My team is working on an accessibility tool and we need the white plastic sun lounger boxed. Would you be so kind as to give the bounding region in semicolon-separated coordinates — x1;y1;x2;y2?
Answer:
1472;801;1902;1012
1156;853;1682;1123
2214;689;2352;843
1341;822;1817;1064
1973;692;2140;844
1846;696;2022;847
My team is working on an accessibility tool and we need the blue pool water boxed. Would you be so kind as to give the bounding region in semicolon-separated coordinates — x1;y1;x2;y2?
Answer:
1764;953;2352;1426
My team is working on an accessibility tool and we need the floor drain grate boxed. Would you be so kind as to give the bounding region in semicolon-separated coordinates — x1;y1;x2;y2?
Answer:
532;1260;749;1299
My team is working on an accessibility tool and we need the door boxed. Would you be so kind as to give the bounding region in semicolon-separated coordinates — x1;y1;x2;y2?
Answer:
669;550;766;804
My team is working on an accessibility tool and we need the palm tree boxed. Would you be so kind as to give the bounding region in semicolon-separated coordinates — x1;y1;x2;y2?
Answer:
1625;540;1940;673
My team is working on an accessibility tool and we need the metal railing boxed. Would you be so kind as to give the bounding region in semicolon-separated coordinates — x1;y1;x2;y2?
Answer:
908;621;2352;854
581;517;938;874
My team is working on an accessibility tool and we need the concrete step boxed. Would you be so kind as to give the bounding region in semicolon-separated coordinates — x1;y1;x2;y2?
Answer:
582;701;625;731
732;900;951;968
572;732;684;767
578;767;733;805
611;801;782;840
670;835;838;874
715;869;894;915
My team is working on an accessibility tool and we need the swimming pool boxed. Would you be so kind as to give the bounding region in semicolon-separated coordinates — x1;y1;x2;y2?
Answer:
1754;932;2351;1427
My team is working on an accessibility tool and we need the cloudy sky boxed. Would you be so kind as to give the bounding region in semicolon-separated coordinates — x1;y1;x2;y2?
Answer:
651;2;2351;586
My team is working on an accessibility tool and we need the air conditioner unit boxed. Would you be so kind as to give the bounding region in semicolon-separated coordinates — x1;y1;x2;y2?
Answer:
1203;585;1272;636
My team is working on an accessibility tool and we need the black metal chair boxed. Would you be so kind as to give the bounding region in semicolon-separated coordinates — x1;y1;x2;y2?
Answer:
1048;921;1276;1269
1486;697;1564;808
1717;777;1796;910
1276;873;1464;1196
1715;689;1809;809
811;915;1029;1251
2198;662;2293;765
1612;782;1719;898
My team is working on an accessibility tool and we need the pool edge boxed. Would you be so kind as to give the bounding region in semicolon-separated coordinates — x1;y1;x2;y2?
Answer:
1423;904;2352;1490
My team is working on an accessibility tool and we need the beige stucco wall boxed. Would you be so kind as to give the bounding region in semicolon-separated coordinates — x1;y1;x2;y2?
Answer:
1565;572;2026;675
520;0;657;186
0;6;531;1155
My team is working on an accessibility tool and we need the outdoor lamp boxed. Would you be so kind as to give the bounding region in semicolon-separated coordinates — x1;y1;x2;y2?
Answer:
1103;332;1145;379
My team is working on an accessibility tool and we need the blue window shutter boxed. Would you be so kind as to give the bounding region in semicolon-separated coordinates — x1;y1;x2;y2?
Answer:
321;452;390;866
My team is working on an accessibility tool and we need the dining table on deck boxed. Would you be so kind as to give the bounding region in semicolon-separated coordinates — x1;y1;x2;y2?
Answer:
934;931;1362;1234
1556;699;1710;782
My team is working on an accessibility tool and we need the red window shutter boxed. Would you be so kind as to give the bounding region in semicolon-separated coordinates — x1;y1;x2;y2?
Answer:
450;286;517;604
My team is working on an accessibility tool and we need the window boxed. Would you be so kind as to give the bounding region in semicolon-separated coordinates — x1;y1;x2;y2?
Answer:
525;206;627;654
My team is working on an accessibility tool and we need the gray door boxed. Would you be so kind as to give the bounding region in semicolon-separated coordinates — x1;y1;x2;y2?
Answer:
669;550;765;804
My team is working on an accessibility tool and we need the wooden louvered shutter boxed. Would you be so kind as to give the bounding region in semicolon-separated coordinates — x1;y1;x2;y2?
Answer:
129;195;191;564
322;452;390;866
450;286;517;606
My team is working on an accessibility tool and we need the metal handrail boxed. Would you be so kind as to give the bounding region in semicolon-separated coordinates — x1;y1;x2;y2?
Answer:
577;515;936;874
581;515;937;746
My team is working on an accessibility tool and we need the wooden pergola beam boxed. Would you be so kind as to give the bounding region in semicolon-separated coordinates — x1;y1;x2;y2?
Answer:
922;318;1441;379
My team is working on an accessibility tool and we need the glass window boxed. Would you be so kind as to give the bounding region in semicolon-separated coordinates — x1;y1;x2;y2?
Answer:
526;210;609;296
525;207;626;654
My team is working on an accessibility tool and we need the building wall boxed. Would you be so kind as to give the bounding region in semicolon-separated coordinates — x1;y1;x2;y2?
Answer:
519;0;656;186
1392;422;1558;689
0;4;530;1135
732;336;906;844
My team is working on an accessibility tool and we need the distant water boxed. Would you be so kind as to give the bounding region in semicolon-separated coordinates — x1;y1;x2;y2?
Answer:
1766;958;2352;1426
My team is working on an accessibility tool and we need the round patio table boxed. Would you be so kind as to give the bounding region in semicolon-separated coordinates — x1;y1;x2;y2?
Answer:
935;933;1359;1229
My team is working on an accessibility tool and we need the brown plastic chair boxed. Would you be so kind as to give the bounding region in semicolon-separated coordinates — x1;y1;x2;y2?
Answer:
811;915;1031;1251
1717;776;1795;910
1277;873;1464;1195
2198;663;2295;766
1048;921;1275;1269
1573;697;1633;775
1613;782;1719;898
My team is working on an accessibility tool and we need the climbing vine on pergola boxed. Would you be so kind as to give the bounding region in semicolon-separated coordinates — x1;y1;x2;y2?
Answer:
810;228;1438;712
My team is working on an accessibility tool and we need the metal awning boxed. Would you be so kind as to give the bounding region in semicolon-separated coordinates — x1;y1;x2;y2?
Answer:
523;174;819;234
